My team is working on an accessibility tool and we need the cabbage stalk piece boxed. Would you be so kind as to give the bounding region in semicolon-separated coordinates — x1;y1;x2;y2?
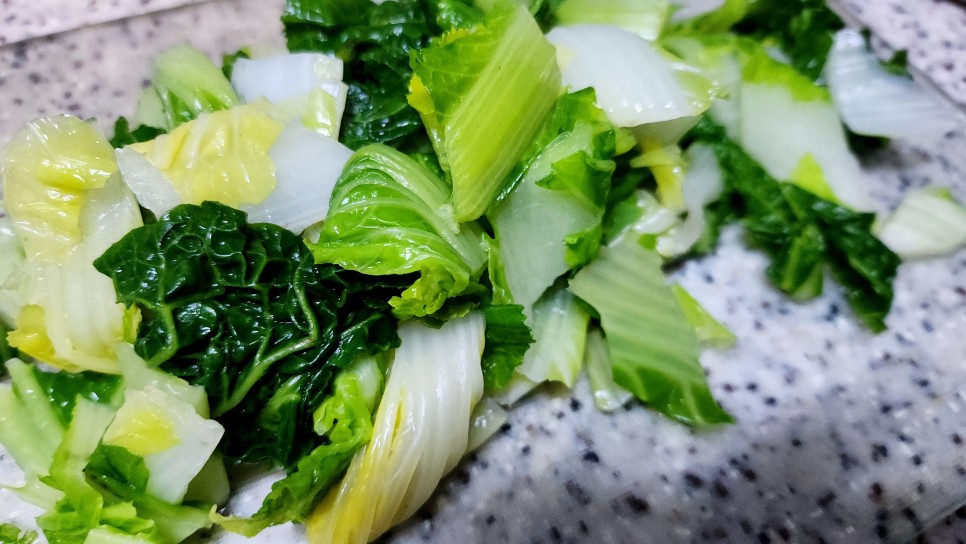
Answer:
547;24;716;145
553;0;670;40
876;188;966;260
0;203;26;326
118;114;352;234
309;145;487;318
0;116;142;373
489;89;615;316
569;235;732;425
739;51;870;209
137;45;240;130
668;36;870;209
584;328;631;412
231;53;349;138
0;355;223;543
127;102;285;209
306;312;485;544
514;288;589;387
243;122;354;233
409;0;561;222
825;28;963;141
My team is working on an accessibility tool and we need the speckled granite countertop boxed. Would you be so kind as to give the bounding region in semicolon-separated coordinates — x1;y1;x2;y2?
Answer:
1;1;965;543
0;0;215;46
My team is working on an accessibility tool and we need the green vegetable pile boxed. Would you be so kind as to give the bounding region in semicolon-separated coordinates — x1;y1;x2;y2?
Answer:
1;0;962;542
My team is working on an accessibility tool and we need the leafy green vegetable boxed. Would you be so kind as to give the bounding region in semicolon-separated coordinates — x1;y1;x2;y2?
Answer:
731;0;844;80
569;235;733;426
489;89;616;313
671;285;735;348
1;353;224;544
214;354;383;535
142;45;240;130
221;48;252;80
1;117;143;374
282;0;482;151
410;0;561;221
686;118;899;331
480;304;533;392
514;286;589;388
0;524;36;544
108;118;165;149
0;321;17;374
94;201;407;467
306;313;485;544
309;144;487;319
552;0;669;40
670;0;750;34
876;188;966;260
127;103;285;209
33;369;122;427
583;328;630;413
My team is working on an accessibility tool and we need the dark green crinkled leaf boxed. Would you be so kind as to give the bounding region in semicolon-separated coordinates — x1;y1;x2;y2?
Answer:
685;118;899;331
283;0;481;151
481;304;533;392
108;117;165;149
94;201;408;467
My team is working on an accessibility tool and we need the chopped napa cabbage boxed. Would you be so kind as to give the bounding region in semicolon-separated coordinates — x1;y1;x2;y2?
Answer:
309;144;487;318
584;328;632;412
668;0;747;30
825;28;963;141
102;385;224;504
119;116;351;234
491;372;541;407
876;188;966;260
1;116;118;260
671;285;736;348
604;140;726;260
1;117;142;373
662;34;745;135
0;524;37;544
231;52;348;138
139;45;240;130
127;102;285;210
115;343;209;418
467;397;509;452
670;36;871;210
243;122;354;233
569;235;732;425
306;313;485;544
480;303;534;392
738;70;868;209
553;0;670;41
0;203;26;327
515;288;589;387
547;24;716;144
0;357;223;544
630;141;688;211
213;354;384;536
489;89;616;316
409;0;561;221
0;360;66;478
